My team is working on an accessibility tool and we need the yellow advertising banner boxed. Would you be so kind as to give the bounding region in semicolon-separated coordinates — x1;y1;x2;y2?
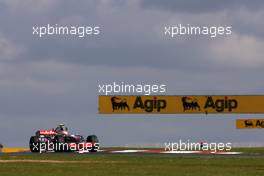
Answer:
236;119;264;129
98;95;264;114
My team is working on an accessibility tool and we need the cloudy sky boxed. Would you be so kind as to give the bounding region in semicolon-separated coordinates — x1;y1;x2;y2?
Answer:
0;0;264;147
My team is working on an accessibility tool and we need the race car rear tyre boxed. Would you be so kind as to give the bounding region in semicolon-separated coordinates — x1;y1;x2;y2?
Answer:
86;135;99;152
86;135;98;143
29;136;40;153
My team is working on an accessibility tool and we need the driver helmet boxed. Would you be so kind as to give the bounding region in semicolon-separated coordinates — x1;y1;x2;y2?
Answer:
55;123;68;134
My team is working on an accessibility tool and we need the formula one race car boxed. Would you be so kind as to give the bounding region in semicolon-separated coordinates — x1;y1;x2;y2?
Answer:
29;124;99;153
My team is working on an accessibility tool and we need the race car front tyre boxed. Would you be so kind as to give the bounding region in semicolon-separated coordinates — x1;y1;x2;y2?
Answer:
29;136;40;153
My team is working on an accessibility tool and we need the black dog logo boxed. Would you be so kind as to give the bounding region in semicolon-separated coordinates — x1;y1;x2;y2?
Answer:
111;96;130;112
244;120;253;127
182;96;200;111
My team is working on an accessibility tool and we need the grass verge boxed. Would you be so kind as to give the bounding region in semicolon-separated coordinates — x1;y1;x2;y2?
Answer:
0;153;264;176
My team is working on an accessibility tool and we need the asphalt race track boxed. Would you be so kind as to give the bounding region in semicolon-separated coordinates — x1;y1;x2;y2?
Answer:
2;149;264;158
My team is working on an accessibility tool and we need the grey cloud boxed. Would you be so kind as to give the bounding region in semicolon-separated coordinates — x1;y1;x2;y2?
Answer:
140;0;264;13
1;0;263;70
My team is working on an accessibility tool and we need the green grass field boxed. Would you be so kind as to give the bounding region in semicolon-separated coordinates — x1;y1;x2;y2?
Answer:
1;148;264;176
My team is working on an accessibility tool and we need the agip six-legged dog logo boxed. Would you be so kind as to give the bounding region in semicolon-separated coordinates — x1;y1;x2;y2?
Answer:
244;120;253;127
111;96;130;111
181;96;201;111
